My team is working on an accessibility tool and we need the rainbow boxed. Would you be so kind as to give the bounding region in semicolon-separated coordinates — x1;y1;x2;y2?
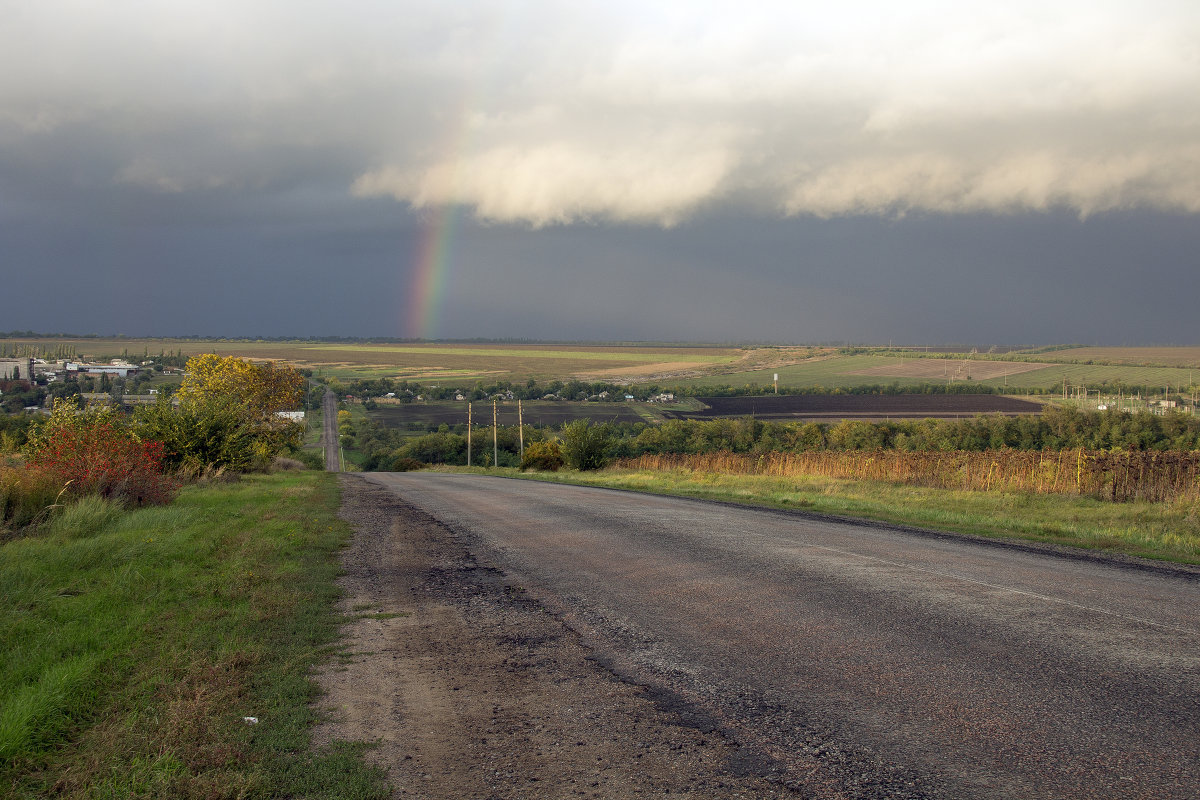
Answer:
405;202;460;340
401;12;516;339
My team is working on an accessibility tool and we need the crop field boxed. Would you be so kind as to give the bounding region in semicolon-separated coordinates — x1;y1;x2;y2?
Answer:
8;338;1197;389
847;358;1052;381
1023;347;1200;368
0;337;755;382
680;353;1200;392
665;394;1044;421
368;400;652;429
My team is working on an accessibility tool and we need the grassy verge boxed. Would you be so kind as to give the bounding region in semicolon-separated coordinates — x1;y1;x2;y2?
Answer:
435;465;1200;565
304;404;324;449
0;472;388;799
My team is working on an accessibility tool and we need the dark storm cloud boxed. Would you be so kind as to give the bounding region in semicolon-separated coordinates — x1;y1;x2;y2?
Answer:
1;2;1198;342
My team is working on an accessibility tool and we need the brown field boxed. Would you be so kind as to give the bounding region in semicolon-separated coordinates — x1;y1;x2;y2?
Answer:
1036;347;1200;368
848;358;1052;381
369;401;648;428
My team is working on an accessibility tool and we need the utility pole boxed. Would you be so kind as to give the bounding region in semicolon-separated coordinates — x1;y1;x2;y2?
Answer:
467;402;472;467
518;398;524;463
493;399;498;468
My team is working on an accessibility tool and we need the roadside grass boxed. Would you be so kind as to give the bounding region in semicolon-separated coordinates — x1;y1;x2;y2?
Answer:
438;465;1200;565
304;403;324;449
0;472;389;799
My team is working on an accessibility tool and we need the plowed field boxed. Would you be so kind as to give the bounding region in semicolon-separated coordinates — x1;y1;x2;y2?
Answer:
369;401;646;429
665;394;1044;421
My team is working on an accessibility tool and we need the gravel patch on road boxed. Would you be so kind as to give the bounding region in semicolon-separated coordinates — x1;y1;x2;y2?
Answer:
313;476;800;799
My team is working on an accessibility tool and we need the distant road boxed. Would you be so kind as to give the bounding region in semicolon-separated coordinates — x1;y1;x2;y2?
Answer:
362;472;1200;799
322;389;340;472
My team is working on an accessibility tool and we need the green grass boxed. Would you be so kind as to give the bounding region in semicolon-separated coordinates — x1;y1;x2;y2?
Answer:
444;466;1200;565
0;472;389;799
304;404;324;449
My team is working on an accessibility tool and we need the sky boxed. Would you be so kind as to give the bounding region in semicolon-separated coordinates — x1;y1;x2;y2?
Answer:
2;1;1198;345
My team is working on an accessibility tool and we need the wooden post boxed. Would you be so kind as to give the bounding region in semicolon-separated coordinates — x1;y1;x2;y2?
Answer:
493;399;498;467
467;402;472;467
518;398;524;463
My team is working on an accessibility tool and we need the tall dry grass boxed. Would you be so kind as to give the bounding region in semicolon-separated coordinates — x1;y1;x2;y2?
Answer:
615;450;1200;503
0;464;64;534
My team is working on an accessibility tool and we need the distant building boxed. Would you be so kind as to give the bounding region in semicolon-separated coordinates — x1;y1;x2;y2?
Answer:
65;362;140;378
275;411;306;423
0;358;34;381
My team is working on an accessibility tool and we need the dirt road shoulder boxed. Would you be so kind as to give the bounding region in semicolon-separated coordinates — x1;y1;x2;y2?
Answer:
312;475;796;799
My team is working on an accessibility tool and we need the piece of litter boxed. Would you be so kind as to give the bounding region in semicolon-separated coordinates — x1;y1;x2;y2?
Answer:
243;716;258;724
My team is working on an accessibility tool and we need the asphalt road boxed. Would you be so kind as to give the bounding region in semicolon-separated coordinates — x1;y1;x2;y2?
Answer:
361;472;1200;799
322;389;340;472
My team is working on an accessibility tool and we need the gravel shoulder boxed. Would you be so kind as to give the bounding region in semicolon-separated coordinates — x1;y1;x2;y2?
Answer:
313;475;799;799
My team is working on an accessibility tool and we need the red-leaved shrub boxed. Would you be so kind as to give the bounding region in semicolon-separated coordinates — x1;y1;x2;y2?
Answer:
24;399;178;507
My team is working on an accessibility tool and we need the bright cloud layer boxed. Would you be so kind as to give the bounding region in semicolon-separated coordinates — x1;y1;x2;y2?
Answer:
3;0;1199;225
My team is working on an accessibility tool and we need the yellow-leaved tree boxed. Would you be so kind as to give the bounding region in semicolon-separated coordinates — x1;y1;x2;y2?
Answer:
177;354;305;418
136;354;307;474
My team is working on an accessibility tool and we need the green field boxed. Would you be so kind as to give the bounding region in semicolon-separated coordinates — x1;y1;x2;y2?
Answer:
680;353;1200;392
1019;346;1200;368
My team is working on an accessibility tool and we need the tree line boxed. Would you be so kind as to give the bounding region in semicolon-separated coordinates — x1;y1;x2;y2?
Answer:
344;405;1200;474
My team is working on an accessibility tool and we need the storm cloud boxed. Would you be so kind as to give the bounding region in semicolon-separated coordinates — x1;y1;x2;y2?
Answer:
4;1;1199;226
1;2;1198;342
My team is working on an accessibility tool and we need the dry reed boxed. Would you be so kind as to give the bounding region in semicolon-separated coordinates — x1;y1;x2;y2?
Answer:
614;450;1200;503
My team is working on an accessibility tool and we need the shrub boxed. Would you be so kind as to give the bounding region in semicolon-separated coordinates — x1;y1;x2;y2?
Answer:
292;449;326;471
521;440;565;472
389;457;425;472
560;420;612;471
24;399;177;507
135;396;258;474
